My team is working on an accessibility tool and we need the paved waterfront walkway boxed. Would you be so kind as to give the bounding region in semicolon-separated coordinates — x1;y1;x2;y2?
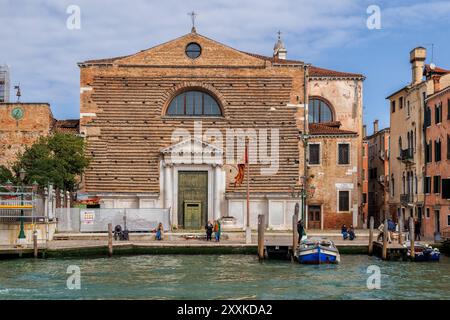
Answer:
0;229;436;258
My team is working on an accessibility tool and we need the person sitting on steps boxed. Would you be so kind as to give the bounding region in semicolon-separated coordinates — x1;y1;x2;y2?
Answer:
348;225;356;241
341;224;349;240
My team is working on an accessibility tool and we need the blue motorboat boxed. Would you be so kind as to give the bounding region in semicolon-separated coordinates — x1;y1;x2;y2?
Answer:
405;241;440;262
296;237;341;264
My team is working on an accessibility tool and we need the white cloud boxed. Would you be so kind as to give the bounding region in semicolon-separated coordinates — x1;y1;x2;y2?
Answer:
0;0;448;119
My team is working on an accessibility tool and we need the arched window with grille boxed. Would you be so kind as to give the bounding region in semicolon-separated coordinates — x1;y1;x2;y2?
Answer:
166;90;222;116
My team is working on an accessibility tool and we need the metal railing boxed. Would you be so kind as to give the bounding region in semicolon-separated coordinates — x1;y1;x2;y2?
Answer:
0;187;44;223
399;148;414;163
400;193;413;204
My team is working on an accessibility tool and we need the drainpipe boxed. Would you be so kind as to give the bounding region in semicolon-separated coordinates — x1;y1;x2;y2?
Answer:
303;64;310;228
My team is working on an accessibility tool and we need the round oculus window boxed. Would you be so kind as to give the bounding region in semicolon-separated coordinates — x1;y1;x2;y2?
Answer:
185;42;201;59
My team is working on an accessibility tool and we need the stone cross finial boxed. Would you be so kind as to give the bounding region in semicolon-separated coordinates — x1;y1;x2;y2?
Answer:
188;11;198;33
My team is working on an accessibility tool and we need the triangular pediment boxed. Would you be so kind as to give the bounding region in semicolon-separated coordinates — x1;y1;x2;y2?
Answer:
83;32;268;67
161;137;223;155
161;137;223;166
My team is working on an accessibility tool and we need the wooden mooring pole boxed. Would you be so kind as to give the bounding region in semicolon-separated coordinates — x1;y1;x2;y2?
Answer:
409;217;415;260
33;231;38;258
382;218;388;260
292;211;299;261
368;216;374;255
257;214;265;260
398;211;404;245
108;223;113;257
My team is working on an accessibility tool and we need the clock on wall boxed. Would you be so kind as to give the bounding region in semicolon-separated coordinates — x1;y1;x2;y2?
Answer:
11;107;24;120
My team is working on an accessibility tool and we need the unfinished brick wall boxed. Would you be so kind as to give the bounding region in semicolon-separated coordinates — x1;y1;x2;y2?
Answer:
0;103;53;168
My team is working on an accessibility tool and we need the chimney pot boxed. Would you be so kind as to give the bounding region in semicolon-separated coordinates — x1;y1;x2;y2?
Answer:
432;75;441;93
410;47;426;85
373;120;379;134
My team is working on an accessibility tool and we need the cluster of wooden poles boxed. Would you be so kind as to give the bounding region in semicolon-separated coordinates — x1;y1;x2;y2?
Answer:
257;212;300;261
368;214;416;260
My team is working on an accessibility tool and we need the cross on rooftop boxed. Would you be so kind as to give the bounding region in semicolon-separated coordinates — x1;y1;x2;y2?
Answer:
188;11;198;33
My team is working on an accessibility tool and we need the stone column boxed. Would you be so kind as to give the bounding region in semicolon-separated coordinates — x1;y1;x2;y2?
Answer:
51;189;56;221
60;190;64;208
44;187;48;220
164;163;174;225
66;191;71;232
214;165;222;220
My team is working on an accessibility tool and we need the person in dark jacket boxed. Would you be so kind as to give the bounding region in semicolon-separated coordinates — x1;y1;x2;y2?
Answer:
205;221;213;241
297;219;305;243
341;224;349;240
348;225;356;240
414;219;421;241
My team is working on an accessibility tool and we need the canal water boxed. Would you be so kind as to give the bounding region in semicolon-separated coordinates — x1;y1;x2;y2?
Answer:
0;255;449;299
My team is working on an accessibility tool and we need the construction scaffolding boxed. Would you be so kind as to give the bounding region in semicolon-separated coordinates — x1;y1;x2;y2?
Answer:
0;65;10;103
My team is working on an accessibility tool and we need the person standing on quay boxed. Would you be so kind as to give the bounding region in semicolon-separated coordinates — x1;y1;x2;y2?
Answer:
205;221;213;241
297;219;305;243
214;220;221;242
414;219;421;241
155;222;164;241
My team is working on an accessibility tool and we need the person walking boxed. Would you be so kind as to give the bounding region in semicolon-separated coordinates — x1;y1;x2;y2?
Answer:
387;218;396;243
205;221;213;241
214;219;221;242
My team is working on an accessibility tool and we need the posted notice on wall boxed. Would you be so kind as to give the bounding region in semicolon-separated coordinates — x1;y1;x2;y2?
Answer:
80;210;95;225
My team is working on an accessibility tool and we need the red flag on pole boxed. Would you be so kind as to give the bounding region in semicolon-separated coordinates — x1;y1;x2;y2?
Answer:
234;145;248;187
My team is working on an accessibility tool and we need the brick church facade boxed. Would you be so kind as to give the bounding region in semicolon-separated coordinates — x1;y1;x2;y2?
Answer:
78;30;364;230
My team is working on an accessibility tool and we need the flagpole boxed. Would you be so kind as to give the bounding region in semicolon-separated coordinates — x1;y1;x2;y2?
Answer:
245;144;251;244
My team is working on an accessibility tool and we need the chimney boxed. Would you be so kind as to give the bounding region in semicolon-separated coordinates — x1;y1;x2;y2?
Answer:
432;75;441;94
410;47;426;85
273;32;287;60
363;125;367;138
373;120;379;134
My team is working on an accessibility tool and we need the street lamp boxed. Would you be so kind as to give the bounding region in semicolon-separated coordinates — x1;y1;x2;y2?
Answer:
32;180;39;193
17;168;26;243
5;179;13;191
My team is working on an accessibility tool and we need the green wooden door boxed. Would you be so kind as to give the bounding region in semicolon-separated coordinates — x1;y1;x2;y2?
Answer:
184;202;202;229
178;171;208;229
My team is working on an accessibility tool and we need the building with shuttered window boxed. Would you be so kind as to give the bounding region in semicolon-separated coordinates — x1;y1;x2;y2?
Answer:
424;82;450;239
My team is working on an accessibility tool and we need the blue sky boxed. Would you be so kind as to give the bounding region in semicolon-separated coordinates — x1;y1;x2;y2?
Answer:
1;0;450;131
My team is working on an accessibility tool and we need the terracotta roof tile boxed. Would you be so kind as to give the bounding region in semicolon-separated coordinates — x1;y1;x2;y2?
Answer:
53;119;80;134
242;52;364;78
424;64;450;76
309;66;364;79
309;122;357;135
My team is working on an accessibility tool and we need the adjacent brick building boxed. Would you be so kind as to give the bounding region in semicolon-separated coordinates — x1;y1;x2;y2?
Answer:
387;47;450;234
306;71;365;229
364;121;390;227
424;80;450;239
0;103;79;169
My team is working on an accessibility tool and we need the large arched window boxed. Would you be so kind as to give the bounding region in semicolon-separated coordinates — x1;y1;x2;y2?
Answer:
166;90;222;116
308;98;333;123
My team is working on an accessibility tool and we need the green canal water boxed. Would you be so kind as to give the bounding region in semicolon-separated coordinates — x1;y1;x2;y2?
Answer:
0;255;449;300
